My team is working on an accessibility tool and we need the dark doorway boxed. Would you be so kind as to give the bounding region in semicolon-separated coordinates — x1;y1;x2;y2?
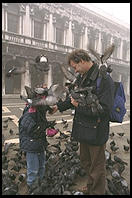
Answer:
5;59;21;94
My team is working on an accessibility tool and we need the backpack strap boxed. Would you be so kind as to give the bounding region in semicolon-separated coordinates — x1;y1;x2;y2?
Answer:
96;73;110;92
96;76;102;92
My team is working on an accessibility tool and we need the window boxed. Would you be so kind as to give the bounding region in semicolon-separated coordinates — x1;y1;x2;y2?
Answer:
34;20;43;39
7;13;19;33
56;27;64;44
73;32;80;48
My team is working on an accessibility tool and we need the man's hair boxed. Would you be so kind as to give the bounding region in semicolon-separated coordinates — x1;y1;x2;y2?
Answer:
67;49;91;65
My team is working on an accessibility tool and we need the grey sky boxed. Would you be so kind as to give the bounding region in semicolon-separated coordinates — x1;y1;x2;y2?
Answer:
79;3;130;28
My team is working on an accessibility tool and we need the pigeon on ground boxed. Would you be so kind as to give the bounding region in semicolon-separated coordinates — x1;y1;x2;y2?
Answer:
114;155;128;166
110;145;119;152
123;145;129;152
117;133;125;137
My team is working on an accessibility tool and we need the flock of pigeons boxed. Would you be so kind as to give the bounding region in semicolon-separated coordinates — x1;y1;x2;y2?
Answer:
2;117;130;195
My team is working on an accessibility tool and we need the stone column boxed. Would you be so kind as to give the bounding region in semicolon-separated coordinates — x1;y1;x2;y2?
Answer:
23;4;31;36
21;61;31;96
19;15;22;35
2;64;5;96
118;74;122;82
126;41;130;61
87;28;90;49
47;13;54;42
119;39;123;60
65;20;72;46
47;64;52;88
31;18;34;37
43;23;47;40
83;26;88;50
4;6;8;31
80;26;87;50
98;31;102;54
2;7;4;31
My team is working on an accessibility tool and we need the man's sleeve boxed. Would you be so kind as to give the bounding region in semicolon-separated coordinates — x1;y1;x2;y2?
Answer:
57;97;73;112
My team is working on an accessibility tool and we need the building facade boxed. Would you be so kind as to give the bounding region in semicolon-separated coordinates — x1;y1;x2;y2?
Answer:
2;3;130;98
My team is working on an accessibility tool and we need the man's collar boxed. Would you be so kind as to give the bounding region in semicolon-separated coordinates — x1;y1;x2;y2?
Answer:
82;63;99;81
89;63;99;81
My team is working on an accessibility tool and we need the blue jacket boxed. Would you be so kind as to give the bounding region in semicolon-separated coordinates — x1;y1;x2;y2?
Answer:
57;63;114;145
19;105;49;152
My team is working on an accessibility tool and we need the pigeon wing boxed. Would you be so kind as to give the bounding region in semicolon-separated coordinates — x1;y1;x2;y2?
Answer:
101;44;115;63
88;48;101;63
25;86;36;99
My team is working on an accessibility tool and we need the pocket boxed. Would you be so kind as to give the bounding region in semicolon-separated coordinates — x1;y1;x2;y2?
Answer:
73;120;98;144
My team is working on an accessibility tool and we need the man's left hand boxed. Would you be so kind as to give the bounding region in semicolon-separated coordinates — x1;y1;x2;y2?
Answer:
70;97;79;107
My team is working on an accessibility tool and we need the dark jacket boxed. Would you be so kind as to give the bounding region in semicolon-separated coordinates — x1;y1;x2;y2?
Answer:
19;105;49;152
57;63;114;145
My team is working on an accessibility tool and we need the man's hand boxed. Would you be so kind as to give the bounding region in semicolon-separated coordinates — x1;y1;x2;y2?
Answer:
70;97;79;107
48;105;58;114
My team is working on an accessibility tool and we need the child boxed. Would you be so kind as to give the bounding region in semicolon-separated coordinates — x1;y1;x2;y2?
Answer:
18;89;51;193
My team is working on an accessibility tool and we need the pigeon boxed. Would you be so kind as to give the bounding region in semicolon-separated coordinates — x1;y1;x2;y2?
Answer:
123;145;129;152
117;133;125;137
73;191;84;195
51;140;61;149
3;124;8;129
110;169;121;179
118;164;125;175
3;118;9;123
6;66;26;77
47;120;57;128
59;131;70;139
9;173;16;181
109;132;115;138
63;123;69;129
61;118;67;125
63;191;72;195
110;145;119;152
127;138;130;145
105;150;111;161
22;85;60;106
107;178;118;195
6;67;16;77
8;117;14;121
114;155;128;166
9;129;14;135
4;142;13;154
110;140;116;147
11;165;21;172
18;174;26;182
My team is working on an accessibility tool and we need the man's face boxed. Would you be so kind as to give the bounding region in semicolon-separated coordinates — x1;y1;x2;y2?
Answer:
70;60;85;74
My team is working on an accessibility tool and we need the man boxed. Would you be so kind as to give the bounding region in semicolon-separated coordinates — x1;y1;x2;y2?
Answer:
51;49;114;195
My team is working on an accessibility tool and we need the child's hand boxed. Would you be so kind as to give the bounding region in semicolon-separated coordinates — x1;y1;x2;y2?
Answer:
70;97;79;107
48;105;58;114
